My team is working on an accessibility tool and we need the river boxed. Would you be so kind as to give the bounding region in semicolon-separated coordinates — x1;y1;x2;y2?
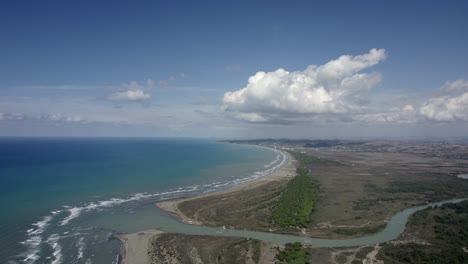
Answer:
104;198;467;248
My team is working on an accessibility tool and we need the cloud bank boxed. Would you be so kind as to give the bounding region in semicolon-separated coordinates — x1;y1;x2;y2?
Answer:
223;49;468;126
0;112;86;124
359;80;468;124
420;80;468;122
223;48;386;122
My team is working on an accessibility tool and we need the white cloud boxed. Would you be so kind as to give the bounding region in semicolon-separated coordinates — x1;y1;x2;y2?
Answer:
109;89;151;102
0;112;88;124
354;105;416;124
355;80;468;124
420;80;468;122
223;48;386;122
108;80;153;102
40;114;85;123
0;112;26;121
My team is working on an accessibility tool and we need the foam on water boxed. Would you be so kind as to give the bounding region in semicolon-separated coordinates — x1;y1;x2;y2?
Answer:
26;215;53;236
21;215;55;263
16;147;287;264
77;237;85;259
46;234;62;264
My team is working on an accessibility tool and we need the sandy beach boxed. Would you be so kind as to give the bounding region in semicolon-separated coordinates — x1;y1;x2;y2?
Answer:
115;229;165;264
156;150;297;225
117;149;296;264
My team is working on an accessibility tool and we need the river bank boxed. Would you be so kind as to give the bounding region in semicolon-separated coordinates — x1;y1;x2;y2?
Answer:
118;198;468;263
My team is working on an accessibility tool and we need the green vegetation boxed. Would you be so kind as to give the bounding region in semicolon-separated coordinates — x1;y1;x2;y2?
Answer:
380;177;468;201
377;201;468;264
276;242;310;264
149;234;269;264
293;151;339;165
271;153;315;227
351;246;374;263
378;243;467;264
410;201;468;247
251;239;262;263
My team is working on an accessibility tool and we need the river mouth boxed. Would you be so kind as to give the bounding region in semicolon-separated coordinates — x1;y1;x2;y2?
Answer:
115;198;468;249
5;141;286;264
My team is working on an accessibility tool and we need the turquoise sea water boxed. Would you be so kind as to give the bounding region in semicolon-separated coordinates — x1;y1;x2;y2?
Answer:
0;138;283;264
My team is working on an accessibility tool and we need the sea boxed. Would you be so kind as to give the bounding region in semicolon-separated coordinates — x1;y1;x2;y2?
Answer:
0;138;285;264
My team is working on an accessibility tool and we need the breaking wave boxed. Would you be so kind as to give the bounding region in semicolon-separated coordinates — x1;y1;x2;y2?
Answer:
17;147;287;264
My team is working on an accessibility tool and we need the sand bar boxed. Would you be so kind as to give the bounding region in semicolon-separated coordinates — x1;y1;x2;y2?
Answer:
115;229;165;264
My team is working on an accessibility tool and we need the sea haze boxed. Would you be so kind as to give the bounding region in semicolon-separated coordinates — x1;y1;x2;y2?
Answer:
0;138;283;264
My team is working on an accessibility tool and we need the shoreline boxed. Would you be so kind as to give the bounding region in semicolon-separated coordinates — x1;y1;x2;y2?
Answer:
117;146;296;263
114;144;468;263
156;149;296;225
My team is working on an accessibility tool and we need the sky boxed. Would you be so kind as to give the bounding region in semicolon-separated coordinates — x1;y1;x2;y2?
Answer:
1;0;468;138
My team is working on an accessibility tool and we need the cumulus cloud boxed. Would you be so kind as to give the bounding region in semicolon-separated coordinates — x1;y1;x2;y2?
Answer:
108;80;153;102
420;80;468;122
223;48;386;122
354;80;468;124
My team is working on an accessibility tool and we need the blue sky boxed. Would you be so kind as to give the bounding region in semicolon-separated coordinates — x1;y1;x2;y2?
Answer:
1;0;468;138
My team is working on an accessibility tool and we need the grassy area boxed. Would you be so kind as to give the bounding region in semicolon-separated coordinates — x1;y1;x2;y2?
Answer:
378;243;467;264
383;177;468;201
276;242;311;264
149;234;274;264
293;151;340;165
271;153;315;228
352;246;374;263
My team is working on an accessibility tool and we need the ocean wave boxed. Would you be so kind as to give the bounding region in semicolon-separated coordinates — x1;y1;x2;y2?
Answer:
26;215;53;236
20;215;56;263
18;147;287;263
200;148;287;190
77;237;85;259
46;234;62;264
59;189;199;226
20;236;41;263
264;151;281;168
